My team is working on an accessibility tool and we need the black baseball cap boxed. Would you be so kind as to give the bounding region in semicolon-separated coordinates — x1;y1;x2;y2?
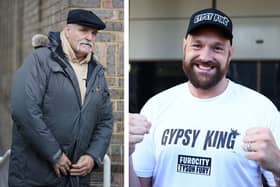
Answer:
67;9;106;30
186;8;233;43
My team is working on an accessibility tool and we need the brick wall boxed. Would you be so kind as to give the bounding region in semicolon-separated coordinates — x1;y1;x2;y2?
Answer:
0;0;124;186
0;0;19;151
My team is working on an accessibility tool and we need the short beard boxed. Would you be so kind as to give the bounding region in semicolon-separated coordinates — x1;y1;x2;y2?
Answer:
182;54;230;90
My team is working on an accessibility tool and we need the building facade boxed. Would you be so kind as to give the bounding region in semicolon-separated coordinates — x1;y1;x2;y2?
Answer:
129;0;280;112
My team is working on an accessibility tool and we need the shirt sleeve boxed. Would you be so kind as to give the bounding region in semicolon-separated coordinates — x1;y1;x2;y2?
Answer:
132;99;157;178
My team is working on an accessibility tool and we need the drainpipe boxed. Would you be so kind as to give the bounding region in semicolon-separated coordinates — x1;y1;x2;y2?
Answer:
0;149;10;167
103;154;111;187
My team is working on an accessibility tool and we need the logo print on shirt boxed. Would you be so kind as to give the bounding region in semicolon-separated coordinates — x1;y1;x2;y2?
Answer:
203;128;240;150
177;155;211;176
161;128;240;150
161;129;200;146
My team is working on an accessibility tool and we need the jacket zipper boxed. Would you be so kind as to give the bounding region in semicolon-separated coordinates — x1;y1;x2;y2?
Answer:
82;65;103;109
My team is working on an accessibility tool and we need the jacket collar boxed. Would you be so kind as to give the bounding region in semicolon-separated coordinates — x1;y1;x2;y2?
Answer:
48;32;65;59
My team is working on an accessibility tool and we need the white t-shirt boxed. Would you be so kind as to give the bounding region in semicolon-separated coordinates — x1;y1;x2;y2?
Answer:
132;80;280;187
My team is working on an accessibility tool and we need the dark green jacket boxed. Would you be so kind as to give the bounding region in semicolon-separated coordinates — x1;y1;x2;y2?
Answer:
8;32;113;187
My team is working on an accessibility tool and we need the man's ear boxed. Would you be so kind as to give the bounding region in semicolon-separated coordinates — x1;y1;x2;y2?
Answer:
182;37;187;54
182;37;188;60
64;25;71;38
228;45;234;62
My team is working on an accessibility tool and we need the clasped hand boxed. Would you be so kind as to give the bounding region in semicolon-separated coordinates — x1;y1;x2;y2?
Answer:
54;154;94;177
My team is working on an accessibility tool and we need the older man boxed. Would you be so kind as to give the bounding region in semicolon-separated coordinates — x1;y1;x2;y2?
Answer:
129;8;280;187
9;9;113;187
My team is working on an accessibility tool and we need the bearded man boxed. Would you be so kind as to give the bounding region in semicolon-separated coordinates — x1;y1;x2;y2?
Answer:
129;8;280;187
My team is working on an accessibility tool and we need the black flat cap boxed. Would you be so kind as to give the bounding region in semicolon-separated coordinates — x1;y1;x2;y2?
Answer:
67;9;106;30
